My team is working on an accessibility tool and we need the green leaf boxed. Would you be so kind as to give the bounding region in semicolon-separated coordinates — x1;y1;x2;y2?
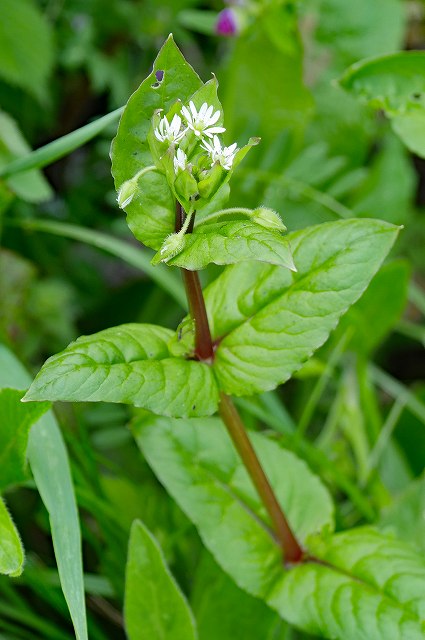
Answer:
0;388;50;491
205;219;399;396
156;221;295;270
0;110;53;202
0;344;88;640
270;528;425;640
0;0;54;102
334;260;410;355
0;496;24;577
339;52;425;157
134;415;425;640
23;324;219;418
111;35;202;250
191;552;287;640
125;519;198;640
134;414;334;594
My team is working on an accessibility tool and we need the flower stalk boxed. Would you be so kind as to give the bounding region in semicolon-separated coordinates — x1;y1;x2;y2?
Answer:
177;199;303;562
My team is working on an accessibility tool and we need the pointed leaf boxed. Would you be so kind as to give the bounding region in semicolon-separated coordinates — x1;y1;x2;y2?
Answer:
0;344;88;640
0;388;50;490
24;324;219;418
0;496;24;577
111;36;202;249
158;221;295;270
204;219;399;396
125;519;198;640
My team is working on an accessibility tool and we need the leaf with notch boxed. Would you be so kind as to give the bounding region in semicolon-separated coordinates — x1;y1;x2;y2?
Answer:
0;496;24;577
111;35;202;249
159;220;295;270
134;414;425;640
339;52;425;157
0;388;50;491
203;218;399;396
125;519;198;640
23;324;219;418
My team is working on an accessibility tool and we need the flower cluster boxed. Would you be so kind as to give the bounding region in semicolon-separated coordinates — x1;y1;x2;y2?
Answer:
153;101;238;176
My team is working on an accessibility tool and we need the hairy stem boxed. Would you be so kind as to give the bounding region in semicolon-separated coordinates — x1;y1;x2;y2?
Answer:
176;198;303;562
219;393;303;563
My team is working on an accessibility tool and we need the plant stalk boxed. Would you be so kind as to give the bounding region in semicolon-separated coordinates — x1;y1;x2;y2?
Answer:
218;392;303;563
176;202;214;361
176;199;303;562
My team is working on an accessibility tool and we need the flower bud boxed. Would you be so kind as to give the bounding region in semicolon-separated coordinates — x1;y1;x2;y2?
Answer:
117;178;138;209
152;232;185;264
252;207;286;231
215;8;238;36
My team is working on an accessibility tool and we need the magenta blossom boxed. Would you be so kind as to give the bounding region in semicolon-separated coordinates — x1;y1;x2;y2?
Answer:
215;8;238;36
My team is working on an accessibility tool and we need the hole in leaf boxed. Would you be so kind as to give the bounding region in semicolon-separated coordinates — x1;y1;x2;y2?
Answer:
151;69;164;88
412;92;422;100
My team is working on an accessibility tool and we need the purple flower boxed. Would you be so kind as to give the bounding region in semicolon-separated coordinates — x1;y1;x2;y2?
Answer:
215;8;238;36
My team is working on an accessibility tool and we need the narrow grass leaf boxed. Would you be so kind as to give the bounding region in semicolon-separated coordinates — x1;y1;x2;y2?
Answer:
0;344;88;640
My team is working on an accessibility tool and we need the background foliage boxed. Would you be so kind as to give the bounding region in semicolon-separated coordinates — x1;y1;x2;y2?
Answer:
0;0;424;638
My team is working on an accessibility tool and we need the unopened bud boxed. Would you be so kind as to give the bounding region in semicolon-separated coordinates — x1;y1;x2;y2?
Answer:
152;232;185;264
117;178;138;209
215;8;239;36
252;207;286;231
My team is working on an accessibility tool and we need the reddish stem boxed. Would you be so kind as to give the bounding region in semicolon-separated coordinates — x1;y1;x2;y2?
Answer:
176;200;303;562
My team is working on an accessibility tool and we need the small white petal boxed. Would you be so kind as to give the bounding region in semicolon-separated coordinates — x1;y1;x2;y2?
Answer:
208;110;221;126
189;101;198;118
199;102;208;119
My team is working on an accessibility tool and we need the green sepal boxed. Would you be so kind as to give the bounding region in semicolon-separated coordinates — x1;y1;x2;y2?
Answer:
174;168;199;206
197;162;226;200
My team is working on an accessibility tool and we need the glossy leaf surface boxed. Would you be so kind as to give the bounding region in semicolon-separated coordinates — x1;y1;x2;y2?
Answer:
24;324;219;418
205;219;399;395
162;220;295;270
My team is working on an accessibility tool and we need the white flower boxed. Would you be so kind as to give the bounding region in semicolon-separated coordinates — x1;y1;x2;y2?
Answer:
201;135;238;170
181;101;226;138
173;148;188;173
154;114;186;143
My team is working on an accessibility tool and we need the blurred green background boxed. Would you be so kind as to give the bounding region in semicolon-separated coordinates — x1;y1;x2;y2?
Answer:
0;0;424;638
